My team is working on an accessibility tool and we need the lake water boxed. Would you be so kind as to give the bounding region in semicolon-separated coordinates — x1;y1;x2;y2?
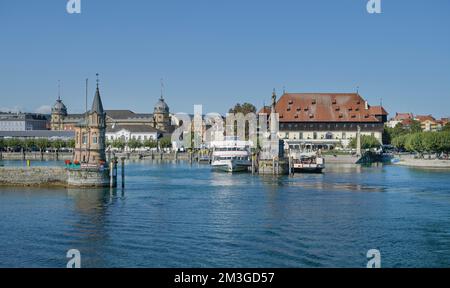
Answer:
0;160;450;268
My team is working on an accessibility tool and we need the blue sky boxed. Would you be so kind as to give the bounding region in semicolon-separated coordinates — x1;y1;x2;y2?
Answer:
0;0;449;117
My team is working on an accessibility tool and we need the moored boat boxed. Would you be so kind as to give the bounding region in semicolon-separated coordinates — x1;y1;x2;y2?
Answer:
292;152;325;173
210;137;252;173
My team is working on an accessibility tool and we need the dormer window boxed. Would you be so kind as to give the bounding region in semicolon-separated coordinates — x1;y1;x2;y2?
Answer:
332;99;337;104
351;115;356;118
287;106;291;111
348;107;353;111
296;107;301;111
288;100;293;105
335;106;340;111
312;99;316;105
309;114;314;118
339;114;343;118
304;107;309;111
294;114;299;119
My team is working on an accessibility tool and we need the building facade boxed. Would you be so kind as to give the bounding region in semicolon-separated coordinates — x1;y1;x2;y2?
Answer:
415;115;440;132
50;94;175;134
0;112;49;131
73;85;106;165
260;92;388;150
106;124;161;142
386;112;414;128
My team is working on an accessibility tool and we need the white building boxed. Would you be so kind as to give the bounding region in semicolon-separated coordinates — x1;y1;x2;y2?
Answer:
106;124;161;142
0;112;49;131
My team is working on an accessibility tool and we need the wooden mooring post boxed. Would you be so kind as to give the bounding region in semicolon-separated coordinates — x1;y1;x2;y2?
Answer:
252;153;255;175
288;155;294;176
121;157;125;188
109;161;115;189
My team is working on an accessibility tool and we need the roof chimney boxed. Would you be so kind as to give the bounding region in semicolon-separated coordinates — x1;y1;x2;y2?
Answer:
364;101;369;110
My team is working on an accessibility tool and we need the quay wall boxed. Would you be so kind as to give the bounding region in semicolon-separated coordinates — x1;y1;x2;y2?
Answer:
0;166;115;187
0;152;72;161
0;167;67;187
323;154;358;164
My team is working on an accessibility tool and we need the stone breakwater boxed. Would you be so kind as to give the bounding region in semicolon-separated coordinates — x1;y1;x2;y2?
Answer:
0;167;67;187
0;166;115;187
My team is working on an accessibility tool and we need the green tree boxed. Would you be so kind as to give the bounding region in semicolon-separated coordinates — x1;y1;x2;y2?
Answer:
143;138;158;149
23;139;35;152
228;103;257;115
441;123;450;133
51;139;66;160
5;138;23;151
392;134;408;150
66;139;75;149
159;136;172;149
437;132;450;155
409;120;422;133
384;123;408;144
52;139;65;150
0;138;5;159
422;132;440;155
349;135;381;150
35;138;50;160
111;138;126;151
127;138;142;151
405;133;424;154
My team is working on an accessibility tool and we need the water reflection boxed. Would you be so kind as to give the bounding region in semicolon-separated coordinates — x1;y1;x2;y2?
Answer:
1;161;450;267
65;188;121;267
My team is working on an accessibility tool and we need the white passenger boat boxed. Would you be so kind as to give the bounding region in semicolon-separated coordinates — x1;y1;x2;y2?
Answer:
210;137;252;173
291;151;325;173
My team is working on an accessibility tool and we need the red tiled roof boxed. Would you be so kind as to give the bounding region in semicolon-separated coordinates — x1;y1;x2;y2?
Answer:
415;115;436;123
369;106;388;116
394;113;414;121
274;93;382;123
439;118;449;125
258;106;271;115
401;119;414;126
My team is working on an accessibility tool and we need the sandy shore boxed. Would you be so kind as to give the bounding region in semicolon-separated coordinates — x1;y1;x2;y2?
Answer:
394;158;450;169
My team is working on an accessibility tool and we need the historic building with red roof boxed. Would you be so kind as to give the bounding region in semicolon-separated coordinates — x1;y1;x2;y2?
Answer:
259;92;388;150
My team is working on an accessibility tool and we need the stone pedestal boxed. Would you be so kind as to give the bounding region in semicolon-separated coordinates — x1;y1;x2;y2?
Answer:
67;166;116;188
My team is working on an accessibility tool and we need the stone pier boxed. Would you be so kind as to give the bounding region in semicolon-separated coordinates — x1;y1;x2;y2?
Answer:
0;166;117;188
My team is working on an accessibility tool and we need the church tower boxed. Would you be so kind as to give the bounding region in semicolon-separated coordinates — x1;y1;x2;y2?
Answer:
51;82;68;130
153;80;171;131
73;75;106;165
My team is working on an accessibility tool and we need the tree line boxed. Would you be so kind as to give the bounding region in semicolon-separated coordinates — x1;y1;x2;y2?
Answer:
0;138;75;152
386;122;450;155
391;132;450;155
107;136;172;152
0;138;75;160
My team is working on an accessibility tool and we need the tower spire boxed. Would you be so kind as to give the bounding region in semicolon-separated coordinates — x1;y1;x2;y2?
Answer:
160;78;165;100
271;88;277;112
58;80;61;101
96;73;100;89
